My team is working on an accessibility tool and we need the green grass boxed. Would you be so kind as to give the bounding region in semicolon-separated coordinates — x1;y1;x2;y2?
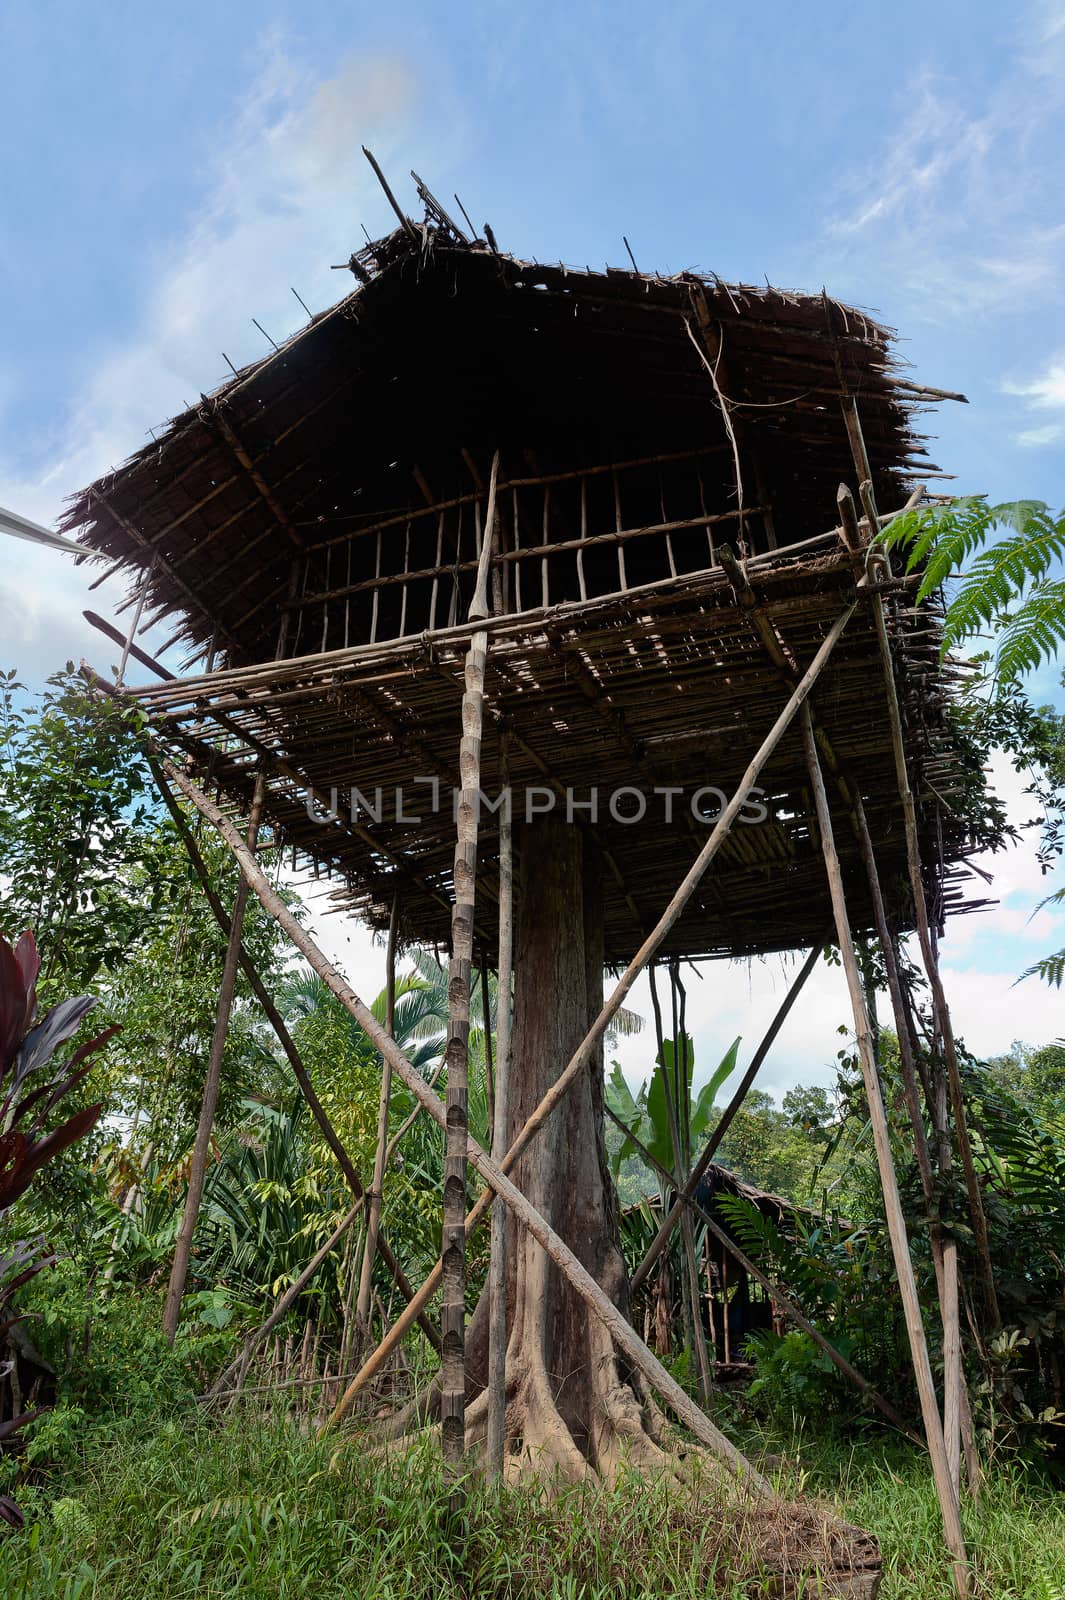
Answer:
3;1410;1064;1599
761;1429;1065;1599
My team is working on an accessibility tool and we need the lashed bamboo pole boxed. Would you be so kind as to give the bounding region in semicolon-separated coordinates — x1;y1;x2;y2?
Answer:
124;521;866;710
799;704;969;1597
162;771;266;1344
604;1104;923;1446
292;603;854;1431
486;736;513;1479
159;755;773;1495
147;756;440;1355
441;450;501;1473
354;889;400;1350
631;939;823;1295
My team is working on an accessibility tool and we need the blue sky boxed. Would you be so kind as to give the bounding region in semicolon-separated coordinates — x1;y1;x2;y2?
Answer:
2;0;1063;1090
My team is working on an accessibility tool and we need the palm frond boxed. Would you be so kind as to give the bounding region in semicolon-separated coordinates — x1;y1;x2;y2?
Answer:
606;1004;644;1040
276;967;333;1020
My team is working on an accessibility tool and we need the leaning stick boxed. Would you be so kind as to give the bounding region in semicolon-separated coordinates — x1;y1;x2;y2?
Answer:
383;1058;446;1170
630;939;823;1295
162;772;266;1344
323;603;856;1425
853;788;973;1497
605;1104;924;1448
441;450;500;1473
485;599;857;1168
161;757;773;1497
147;756;440;1356
800;706;969;1596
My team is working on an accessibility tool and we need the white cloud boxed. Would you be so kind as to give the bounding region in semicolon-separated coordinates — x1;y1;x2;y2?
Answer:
1003;353;1065;449
828;86;992;244
1016;424;1065;448
1004;355;1065;410
0;40;426;677
822;29;1065;325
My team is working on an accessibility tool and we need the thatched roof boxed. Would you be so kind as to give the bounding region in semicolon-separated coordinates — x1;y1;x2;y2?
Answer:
65;221;990;963
64;224;951;669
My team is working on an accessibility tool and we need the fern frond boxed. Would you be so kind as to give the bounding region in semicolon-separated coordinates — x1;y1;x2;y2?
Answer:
1021;948;1065;989
884;498;1065;683
943;513;1065;643
992;580;1065;680
881;499;995;600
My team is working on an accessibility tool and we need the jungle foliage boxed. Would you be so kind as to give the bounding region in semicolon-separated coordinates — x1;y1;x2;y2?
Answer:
0;590;1064;1591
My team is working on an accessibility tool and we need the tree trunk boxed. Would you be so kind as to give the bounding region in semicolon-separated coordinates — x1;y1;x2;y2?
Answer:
463;818;667;1483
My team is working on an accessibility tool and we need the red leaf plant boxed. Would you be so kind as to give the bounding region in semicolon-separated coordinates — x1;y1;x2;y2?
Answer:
0;931;116;1528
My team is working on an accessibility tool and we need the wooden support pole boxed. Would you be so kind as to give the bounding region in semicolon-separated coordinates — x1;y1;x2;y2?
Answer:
160;757;772;1497
605;1105;923;1447
354;889;400;1350
631;939;823;1295
852;789;975;1495
117;557;156;685
841;445;999;1329
162;772;266;1344
943;1233;962;1492
325;599;855;1421
441;450;500;1474
851;793;938;1204
724;491;975;1497
799;704;969;1596
148;756;440;1356
486;736;513;1480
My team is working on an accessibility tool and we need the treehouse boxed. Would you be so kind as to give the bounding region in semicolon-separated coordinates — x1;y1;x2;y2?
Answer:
66;222;987;963
66;198;985;1584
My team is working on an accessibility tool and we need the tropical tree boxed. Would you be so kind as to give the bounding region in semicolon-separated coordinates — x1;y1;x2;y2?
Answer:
0;669;152;995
